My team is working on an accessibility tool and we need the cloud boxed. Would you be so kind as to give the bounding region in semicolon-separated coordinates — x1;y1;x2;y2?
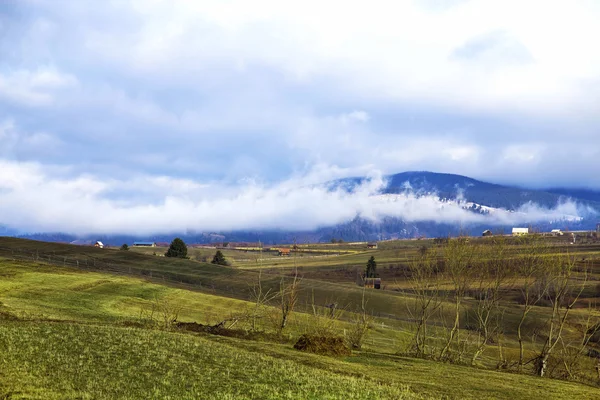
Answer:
450;30;533;67
0;119;64;159
0;67;77;106
0;160;594;235
0;0;600;226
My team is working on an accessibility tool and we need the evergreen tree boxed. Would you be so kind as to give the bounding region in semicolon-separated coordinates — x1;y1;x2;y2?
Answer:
165;238;188;258
365;256;377;278
211;250;228;266
120;244;129;251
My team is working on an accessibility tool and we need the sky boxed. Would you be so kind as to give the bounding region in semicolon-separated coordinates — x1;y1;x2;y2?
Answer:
1;0;599;234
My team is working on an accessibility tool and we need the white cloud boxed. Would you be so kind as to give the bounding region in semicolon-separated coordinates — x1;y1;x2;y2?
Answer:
0;160;593;235
0;120;63;158
1;0;600;201
340;111;370;124
49;0;599;117
0;67;77;107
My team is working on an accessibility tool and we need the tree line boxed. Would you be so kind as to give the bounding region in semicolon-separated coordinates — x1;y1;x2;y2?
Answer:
402;235;600;381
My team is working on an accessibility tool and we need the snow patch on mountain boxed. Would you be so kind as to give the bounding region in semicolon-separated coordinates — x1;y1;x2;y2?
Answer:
369;193;585;225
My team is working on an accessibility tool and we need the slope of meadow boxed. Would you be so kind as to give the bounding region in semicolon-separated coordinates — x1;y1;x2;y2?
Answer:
1;252;600;399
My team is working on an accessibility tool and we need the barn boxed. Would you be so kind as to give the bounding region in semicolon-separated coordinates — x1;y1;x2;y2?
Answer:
133;242;156;247
277;248;291;256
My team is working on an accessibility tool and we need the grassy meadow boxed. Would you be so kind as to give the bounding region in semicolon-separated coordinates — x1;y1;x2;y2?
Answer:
1;236;600;398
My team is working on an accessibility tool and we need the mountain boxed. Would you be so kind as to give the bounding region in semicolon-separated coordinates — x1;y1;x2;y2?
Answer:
382;171;600;211
6;171;600;245
543;188;600;203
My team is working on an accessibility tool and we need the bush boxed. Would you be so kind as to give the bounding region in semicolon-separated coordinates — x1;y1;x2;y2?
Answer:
293;334;351;356
120;244;129;251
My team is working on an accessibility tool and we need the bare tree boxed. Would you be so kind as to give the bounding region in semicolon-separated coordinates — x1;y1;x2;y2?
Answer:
249;243;278;331
406;246;443;357
346;286;373;350
277;239;302;333
471;237;512;365
535;254;587;377
278;272;300;332
515;235;551;370
304;290;344;337
150;295;182;329
440;237;477;361
556;300;600;381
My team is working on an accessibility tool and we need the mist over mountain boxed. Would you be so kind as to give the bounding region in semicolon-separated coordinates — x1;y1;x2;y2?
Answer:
10;171;599;246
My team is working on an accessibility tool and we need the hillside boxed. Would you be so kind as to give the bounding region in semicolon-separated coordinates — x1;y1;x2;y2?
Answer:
2;241;600;399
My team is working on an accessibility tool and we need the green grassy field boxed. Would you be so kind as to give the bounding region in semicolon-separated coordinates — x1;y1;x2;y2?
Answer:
0;321;422;400
2;236;600;398
3;320;599;400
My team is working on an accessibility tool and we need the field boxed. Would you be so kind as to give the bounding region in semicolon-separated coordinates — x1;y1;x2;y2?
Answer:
1;236;600;398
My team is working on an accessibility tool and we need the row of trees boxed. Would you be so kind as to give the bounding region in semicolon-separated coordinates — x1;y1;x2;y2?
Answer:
404;236;600;380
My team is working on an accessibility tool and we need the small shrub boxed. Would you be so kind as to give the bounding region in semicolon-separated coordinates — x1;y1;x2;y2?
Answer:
293;334;351;356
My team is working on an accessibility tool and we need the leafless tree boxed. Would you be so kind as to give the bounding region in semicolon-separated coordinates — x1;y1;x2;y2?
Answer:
406;246;443;357
555;300;600;381
277;239;302;333
535;254;587;377
471;237;512;365
249;244;278;331
440;237;478;361
346;286;373;350
150;295;182;329
515;235;551;370
278;271;301;333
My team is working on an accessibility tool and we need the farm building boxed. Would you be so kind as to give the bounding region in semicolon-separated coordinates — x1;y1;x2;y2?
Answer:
551;229;563;236
356;270;382;289
367;242;378;249
277;248;291;256
359;277;381;289
512;227;530;236
94;241;104;249
133;242;156;247
482;230;493;237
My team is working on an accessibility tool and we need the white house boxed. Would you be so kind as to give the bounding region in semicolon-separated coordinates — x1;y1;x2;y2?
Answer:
551;229;563;236
94;241;104;249
512;228;530;236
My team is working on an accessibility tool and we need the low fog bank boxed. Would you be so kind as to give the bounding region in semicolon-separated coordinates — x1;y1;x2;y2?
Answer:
0;161;596;235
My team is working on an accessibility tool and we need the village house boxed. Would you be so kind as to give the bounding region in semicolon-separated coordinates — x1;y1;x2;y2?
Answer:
482;230;493;237
367;242;378;249
94;241;104;249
